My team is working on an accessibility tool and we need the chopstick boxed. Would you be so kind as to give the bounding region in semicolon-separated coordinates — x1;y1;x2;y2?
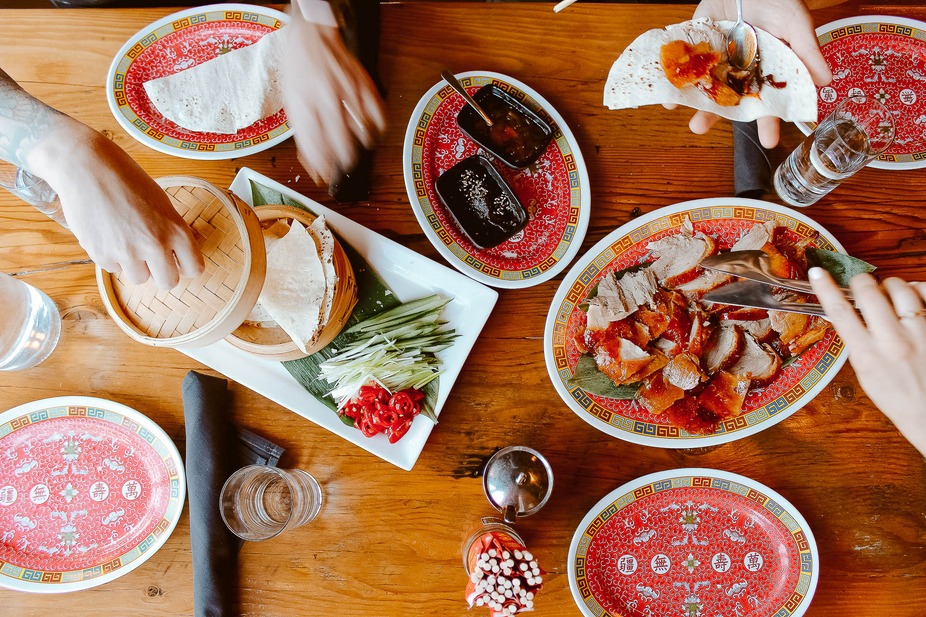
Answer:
553;0;578;13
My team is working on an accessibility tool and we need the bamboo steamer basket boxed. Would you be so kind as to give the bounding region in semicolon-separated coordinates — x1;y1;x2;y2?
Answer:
225;204;358;361
96;177;356;359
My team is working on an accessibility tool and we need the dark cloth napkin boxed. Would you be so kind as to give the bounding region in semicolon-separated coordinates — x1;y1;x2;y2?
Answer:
732;120;773;199
182;370;284;617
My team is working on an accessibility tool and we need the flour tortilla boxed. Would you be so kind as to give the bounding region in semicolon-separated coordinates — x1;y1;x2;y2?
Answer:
306;215;338;325
143;29;285;134
603;18;817;123
246;220;292;324
261;220;327;353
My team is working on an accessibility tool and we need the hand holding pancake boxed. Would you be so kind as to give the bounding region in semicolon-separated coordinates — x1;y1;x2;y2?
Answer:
688;0;835;147
809;269;926;458
28;117;204;289
282;14;386;186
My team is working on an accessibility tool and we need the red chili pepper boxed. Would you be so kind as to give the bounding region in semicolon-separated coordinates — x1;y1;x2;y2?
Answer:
388;417;413;444
358;416;379;438
341;402;363;420
389;391;416;417
347;384;426;443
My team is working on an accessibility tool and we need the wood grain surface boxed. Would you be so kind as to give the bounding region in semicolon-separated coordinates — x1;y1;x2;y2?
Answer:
1;3;924;616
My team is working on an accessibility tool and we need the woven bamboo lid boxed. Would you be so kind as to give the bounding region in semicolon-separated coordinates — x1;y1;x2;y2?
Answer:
96;176;266;349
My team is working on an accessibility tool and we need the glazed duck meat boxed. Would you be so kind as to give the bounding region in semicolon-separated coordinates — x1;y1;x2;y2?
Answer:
578;218;833;434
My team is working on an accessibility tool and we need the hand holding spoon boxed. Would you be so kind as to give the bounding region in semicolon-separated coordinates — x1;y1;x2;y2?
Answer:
726;0;758;70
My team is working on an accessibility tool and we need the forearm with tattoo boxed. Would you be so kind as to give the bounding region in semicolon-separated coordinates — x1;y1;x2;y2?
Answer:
0;68;63;170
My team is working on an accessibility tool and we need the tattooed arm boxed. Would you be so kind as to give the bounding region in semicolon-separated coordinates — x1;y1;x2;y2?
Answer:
0;69;203;288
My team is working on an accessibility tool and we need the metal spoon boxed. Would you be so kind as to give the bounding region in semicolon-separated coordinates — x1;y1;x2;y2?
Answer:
441;70;493;127
725;0;758;70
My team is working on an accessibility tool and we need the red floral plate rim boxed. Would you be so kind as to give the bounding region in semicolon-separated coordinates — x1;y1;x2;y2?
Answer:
106;4;290;161
543;197;849;448
0;397;184;593
797;15;926;170
568;468;819;617
402;71;591;289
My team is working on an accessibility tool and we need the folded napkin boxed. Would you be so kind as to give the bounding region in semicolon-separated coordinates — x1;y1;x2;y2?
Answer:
182;371;284;617
732;120;773;199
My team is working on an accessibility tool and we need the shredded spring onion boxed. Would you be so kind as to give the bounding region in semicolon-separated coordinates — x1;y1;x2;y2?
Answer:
319;294;457;407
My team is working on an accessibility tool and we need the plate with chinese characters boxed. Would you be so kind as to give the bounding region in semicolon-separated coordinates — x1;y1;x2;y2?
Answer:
568;468;819;617
106;4;290;160
0;397;184;593
797;16;926;170
403;71;590;289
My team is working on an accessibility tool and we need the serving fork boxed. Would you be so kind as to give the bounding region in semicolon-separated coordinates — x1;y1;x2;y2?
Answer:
700;250;855;302
703;280;828;318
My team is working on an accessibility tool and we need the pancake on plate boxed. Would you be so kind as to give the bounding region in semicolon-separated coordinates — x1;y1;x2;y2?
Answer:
604;18;817;123
143;29;285;134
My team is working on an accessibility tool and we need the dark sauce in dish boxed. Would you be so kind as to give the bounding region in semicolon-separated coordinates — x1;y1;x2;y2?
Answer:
434;154;529;250
457;84;554;169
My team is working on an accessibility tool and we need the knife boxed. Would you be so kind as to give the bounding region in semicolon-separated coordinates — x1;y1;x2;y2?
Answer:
700;250;855;302
703;280;829;318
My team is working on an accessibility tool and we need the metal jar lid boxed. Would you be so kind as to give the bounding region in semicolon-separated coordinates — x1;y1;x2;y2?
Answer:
482;446;553;524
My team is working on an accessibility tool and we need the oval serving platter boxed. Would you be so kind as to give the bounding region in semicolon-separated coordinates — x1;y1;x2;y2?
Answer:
797;15;926;170
403;71;590;289
106;4;290;160
544;197;848;448
568;468;819;617
0;397;184;593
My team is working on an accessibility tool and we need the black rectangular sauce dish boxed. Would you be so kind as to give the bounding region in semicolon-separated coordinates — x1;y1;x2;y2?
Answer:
434;154;529;250
456;84;554;169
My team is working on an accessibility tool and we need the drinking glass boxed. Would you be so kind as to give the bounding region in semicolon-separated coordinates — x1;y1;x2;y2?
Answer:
220;465;323;541
0;273;62;371
0;160;68;227
773;96;894;208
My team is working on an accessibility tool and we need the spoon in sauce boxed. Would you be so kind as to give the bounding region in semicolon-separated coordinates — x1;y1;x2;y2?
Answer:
725;0;758;70
441;70;493;127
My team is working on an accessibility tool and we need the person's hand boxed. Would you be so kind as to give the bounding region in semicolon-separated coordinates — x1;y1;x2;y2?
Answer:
26;116;204;289
281;15;386;185
685;0;834;147
809;268;926;457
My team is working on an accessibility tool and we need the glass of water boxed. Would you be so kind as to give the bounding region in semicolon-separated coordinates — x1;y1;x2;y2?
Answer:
774;96;894;208
0;161;68;228
0;273;62;371
220;466;323;541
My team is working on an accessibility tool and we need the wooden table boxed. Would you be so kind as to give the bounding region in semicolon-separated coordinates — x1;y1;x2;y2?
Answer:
2;3;925;616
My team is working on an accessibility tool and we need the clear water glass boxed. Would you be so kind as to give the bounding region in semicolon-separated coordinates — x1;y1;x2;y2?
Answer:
774;96;894;208
220;466;323;541
0;161;68;228
0;273;62;371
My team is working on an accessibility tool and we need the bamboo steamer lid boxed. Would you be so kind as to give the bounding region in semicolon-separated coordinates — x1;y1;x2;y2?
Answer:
225;205;358;361
96;176;266;349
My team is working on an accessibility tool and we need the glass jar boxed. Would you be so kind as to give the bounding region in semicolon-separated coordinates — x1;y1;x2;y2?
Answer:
462;517;525;575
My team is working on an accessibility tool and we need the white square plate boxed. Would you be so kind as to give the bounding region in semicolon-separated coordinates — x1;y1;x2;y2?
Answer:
180;167;498;470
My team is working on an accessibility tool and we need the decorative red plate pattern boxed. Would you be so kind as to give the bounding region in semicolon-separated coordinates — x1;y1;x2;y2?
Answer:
799;16;926;170
0;398;184;593
403;71;590;289
107;4;290;160
569;469;819;617
544;198;849;448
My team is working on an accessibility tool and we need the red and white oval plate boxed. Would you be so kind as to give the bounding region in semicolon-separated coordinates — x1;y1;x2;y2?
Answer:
798;15;926;170
544;198;848;448
403;71;590;289
106;4;290;160
0;397;184;593
569;468;819;617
